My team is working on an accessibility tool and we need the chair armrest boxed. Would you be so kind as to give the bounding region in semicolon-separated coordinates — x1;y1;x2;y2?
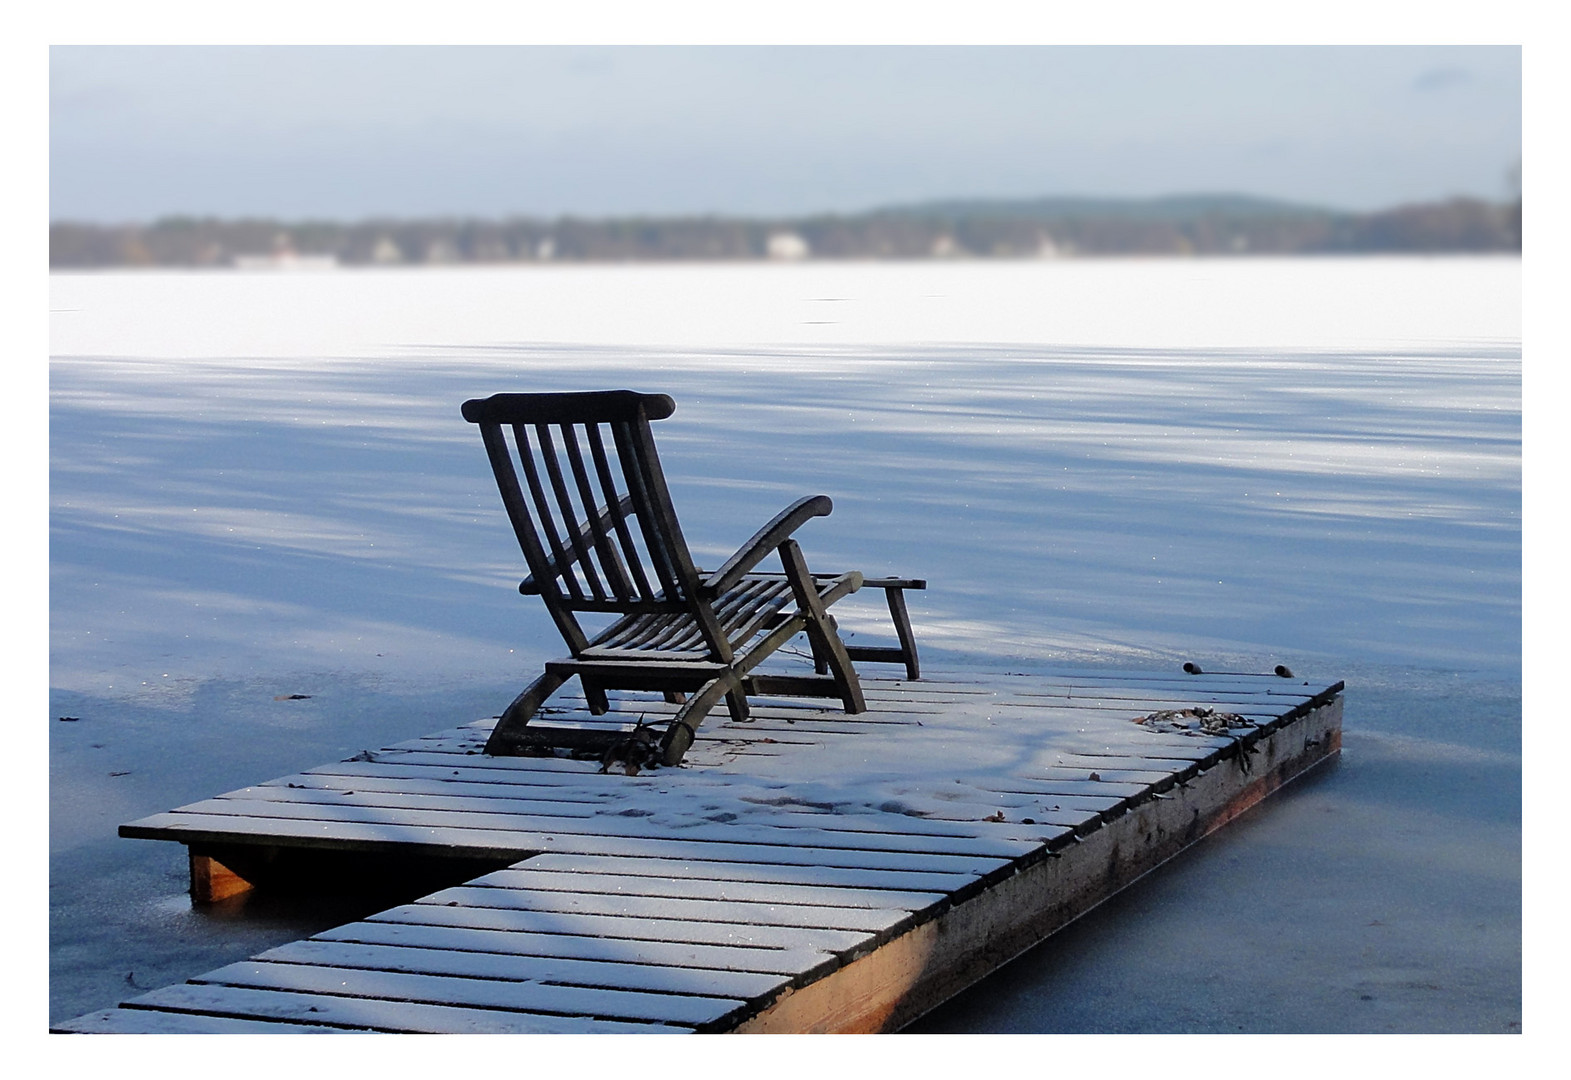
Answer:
702;495;833;596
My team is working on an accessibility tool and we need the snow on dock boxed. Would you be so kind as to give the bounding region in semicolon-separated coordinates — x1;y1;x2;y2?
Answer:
58;668;1341;1033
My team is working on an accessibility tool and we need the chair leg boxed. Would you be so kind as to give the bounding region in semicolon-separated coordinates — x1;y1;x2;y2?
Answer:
581;677;610;715
884;587;921;680
724;685;750;723
485;670;568;755
808;612;833;675
778;539;866;714
658;672;742;766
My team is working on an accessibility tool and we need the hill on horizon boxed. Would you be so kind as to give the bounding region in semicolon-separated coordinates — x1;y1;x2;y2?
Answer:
864;192;1343;224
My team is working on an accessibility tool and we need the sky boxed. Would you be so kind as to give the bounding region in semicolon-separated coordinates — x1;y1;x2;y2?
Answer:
49;44;1522;223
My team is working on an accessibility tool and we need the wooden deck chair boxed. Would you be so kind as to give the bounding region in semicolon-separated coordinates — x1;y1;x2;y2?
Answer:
463;390;922;767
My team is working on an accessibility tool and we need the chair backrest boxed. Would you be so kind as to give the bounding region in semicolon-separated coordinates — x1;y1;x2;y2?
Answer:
462;391;715;656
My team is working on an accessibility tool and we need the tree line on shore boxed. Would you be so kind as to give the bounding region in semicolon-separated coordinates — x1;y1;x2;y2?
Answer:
49;193;1520;268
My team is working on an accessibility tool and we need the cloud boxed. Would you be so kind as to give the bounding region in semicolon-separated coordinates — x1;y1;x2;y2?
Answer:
1413;67;1471;92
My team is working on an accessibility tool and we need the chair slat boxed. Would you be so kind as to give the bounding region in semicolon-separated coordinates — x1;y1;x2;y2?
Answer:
627;613;689;652
662;581;752;652
612;420;683;600
512;423;585;603
716;579;795;649
587;423;657;601
655;578;790;655
536;423;606;602
480;423;591;654
562;424;633;602
620;416;732;663
646;613;704;653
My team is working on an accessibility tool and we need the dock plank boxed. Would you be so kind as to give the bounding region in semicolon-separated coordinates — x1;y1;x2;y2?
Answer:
121;983;688;1033
257;938;789;999
472;865;945;911
373;899;874;953
54;1007;357;1034
194;959;745;1027
124;810;1018;875
511;852;977;894
312;919;835;976
166;793;1044;857
218;782;1070;846
421;882;917;934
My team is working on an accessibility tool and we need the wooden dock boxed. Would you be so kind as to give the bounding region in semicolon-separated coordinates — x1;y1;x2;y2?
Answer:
56;668;1342;1033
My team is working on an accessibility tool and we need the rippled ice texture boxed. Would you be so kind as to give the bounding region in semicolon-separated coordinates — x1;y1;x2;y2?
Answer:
49;258;1521;1033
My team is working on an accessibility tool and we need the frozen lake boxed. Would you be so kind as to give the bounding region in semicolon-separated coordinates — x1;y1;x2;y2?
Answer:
48;258;1520;1032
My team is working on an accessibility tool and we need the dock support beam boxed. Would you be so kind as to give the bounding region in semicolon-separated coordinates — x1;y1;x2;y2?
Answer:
189;852;254;904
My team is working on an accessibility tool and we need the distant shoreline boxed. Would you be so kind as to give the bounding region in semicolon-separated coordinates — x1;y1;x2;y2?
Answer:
49;193;1520;269
46;252;1526;276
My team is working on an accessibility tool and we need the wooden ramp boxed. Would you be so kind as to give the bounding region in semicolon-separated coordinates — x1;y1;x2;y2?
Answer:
57;668;1342;1033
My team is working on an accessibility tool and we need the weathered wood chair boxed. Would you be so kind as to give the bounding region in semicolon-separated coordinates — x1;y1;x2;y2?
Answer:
464;390;922;767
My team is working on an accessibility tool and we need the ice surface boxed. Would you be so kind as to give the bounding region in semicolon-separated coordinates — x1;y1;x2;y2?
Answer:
48;258;1520;1031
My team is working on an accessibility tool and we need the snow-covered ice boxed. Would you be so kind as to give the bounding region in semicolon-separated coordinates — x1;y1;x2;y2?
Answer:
49;257;1520;1031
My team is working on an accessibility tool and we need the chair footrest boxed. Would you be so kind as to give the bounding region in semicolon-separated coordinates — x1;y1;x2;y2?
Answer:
487;723;661;757
861;577;926;590
844;645;910;665
738;573;924;591
545;660;727;690
744;673;855;698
